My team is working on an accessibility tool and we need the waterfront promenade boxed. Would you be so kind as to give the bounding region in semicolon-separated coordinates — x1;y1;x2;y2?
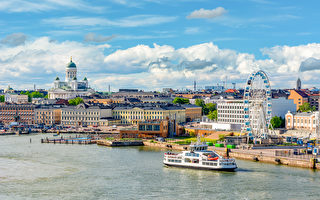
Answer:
143;141;320;169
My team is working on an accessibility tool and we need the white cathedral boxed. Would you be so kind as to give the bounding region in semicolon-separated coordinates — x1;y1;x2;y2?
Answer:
48;57;95;99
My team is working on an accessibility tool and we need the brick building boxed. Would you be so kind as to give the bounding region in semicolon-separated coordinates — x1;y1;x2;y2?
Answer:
119;120;169;138
182;104;202;122
0;103;35;125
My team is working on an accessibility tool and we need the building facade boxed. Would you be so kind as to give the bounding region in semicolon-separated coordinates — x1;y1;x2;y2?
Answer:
308;94;320;111
0;103;35;125
34;105;63;126
119;120;169;138
48;57;94;99
61;103;112;126
182;104;202;122
5;94;28;104
285;111;318;131
217;98;296;128
113;104;186;125
288;90;308;111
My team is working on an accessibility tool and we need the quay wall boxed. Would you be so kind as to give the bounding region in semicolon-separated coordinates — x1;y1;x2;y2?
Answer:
143;141;320;170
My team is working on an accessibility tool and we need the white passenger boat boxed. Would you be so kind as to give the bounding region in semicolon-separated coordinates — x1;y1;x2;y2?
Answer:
163;138;237;171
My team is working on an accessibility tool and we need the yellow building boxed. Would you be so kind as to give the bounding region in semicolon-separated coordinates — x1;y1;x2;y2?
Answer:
113;105;186;125
35;105;62;126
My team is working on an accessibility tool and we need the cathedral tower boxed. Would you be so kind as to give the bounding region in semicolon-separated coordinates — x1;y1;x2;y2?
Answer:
66;56;77;82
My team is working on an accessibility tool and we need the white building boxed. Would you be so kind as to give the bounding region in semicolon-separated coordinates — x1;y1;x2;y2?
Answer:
61;103;112;127
48;57;94;99
5;93;28;104
216;97;296;129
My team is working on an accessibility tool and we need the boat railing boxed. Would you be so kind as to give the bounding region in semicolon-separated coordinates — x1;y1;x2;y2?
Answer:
166;155;182;159
220;158;236;163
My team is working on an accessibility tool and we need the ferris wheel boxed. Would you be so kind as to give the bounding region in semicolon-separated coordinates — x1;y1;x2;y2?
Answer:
243;70;272;140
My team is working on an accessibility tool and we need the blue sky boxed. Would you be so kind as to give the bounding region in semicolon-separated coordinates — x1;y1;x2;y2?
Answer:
0;0;320;91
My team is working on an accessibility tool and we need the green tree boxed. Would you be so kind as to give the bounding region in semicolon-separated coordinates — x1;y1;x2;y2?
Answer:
31;91;44;98
299;102;315;112
68;97;84;105
195;99;207;114
173;97;189;104
44;94;48;99
195;99;205;107
205;103;216;113
0;95;4;102
270;116;285;128
207;110;218;120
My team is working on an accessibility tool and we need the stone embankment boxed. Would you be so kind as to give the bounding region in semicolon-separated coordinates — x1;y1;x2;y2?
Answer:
97;140;144;147
143;141;320;170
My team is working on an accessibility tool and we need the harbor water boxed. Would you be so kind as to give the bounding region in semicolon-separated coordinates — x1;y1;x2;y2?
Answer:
1;134;320;200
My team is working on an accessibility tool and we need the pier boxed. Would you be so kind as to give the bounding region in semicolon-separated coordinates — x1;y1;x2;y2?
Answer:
97;140;144;147
41;137;97;145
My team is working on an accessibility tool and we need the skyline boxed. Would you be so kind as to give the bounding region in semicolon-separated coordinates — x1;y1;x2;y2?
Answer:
0;0;320;91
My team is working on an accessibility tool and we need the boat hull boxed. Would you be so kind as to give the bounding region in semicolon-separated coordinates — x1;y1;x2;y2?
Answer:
163;162;237;171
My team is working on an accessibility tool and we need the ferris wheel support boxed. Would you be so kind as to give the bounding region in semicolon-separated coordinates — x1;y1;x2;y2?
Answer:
243;70;273;142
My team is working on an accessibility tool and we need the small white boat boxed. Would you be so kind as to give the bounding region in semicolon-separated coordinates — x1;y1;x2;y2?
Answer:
163;137;237;171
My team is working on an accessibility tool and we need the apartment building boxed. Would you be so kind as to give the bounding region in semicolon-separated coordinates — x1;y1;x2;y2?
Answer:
61;103;112;126
0;103;34;125
34;105;64;126
113;104;186;125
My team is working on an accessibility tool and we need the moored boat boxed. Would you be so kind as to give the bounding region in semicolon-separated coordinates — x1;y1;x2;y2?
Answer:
163;137;237;171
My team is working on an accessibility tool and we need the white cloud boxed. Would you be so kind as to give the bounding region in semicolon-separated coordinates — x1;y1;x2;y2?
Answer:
0;0;103;13
0;33;27;46
43;15;177;28
0;36;109;88
1;36;320;90
187;7;227;19
84;33;117;43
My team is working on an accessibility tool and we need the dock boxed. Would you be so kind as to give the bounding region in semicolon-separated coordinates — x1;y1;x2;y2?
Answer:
41;137;97;145
143;141;320;170
97;140;144;147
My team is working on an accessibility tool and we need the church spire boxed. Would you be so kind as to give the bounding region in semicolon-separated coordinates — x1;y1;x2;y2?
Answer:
70;56;72;62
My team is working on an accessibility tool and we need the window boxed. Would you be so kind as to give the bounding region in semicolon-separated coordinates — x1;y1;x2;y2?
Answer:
154;125;160;131
139;125;145;131
147;125;152;131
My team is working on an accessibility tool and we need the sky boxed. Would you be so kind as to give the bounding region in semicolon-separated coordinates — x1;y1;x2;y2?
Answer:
0;0;320;91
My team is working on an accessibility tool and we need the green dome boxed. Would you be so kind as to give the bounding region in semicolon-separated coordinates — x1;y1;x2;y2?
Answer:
72;77;77;80
83;77;87;81
55;76;60;81
67;57;76;68
67;61;76;68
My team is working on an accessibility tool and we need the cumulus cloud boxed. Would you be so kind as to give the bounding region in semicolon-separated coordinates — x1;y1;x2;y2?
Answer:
262;43;320;73
0;33;27;46
300;57;320;72
187;7;227;19
84;33;117;43
0;36;108;88
2;36;320;90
